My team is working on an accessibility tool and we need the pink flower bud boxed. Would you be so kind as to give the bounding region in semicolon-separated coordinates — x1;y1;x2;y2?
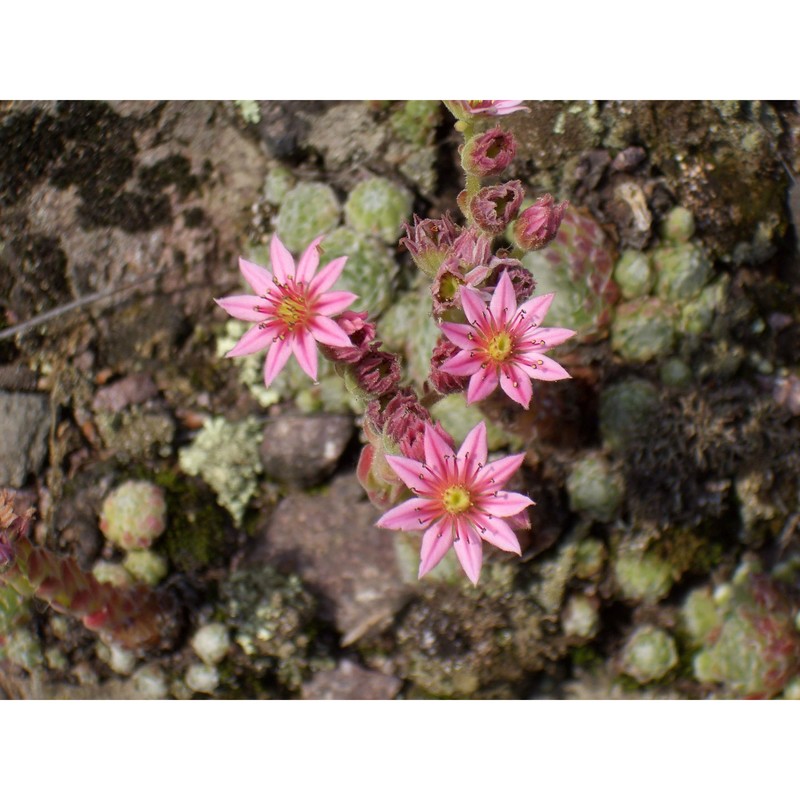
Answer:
429;338;469;395
379;389;454;462
470;180;524;235
351;345;401;398
461;127;517;177
513;194;568;251
323;311;377;363
488;256;537;303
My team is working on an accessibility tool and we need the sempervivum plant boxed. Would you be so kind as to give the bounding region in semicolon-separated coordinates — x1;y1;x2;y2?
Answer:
522;206;619;342
0;491;182;651
216;100;575;586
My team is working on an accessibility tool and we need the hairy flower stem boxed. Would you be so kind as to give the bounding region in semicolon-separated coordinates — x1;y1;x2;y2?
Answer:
0;496;181;651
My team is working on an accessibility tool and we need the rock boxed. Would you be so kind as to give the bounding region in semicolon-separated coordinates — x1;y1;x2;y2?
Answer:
301;659;402;700
92;373;157;413
0;391;49;487
249;473;408;645
259;414;354;488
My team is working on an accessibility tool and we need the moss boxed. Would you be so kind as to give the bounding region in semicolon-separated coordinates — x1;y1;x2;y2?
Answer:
622;384;800;528
151;469;233;572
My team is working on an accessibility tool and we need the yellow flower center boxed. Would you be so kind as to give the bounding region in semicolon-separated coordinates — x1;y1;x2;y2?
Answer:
276;294;309;328
442;485;471;514
487;331;513;362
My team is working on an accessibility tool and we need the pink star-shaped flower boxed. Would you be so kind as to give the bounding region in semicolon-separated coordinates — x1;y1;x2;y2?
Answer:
438;271;576;409
377;421;533;585
215;235;357;387
454;100;530;116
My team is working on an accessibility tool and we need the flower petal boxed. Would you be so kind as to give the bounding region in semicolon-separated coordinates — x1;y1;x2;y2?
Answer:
453;517;483;585
457;421;488;480
225;322;281;358
473;513;521;554
215;295;270;323
295;235;324;284
518;292;555;327
308;314;353;347
533;326;577;349
238;258;274;296
263;336;292;387
460;286;489;327
418;518;455;578
500;365;533;408
467;367;499;404
489;270;517;322
377;498;438;531
291;329;318;381
474;453;525;491
440;349;481;377
424;423;454;476
313;291;358;317
518;353;572;382
309;256;348;296
269;235;296;283
440;322;477;351
477;490;533;518
385;454;432;493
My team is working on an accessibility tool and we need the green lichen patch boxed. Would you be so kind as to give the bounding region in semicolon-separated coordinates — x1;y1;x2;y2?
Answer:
178;416;263;526
219;566;334;693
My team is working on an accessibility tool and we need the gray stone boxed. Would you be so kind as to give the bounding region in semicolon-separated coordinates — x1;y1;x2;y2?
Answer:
249;473;409;645
260;414;354;487
0;391;50;487
302;659;402;700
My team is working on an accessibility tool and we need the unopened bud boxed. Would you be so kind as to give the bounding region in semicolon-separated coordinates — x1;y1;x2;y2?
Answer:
513;194;568;251
461;127;516;177
429;338;469;395
323;311;377;363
